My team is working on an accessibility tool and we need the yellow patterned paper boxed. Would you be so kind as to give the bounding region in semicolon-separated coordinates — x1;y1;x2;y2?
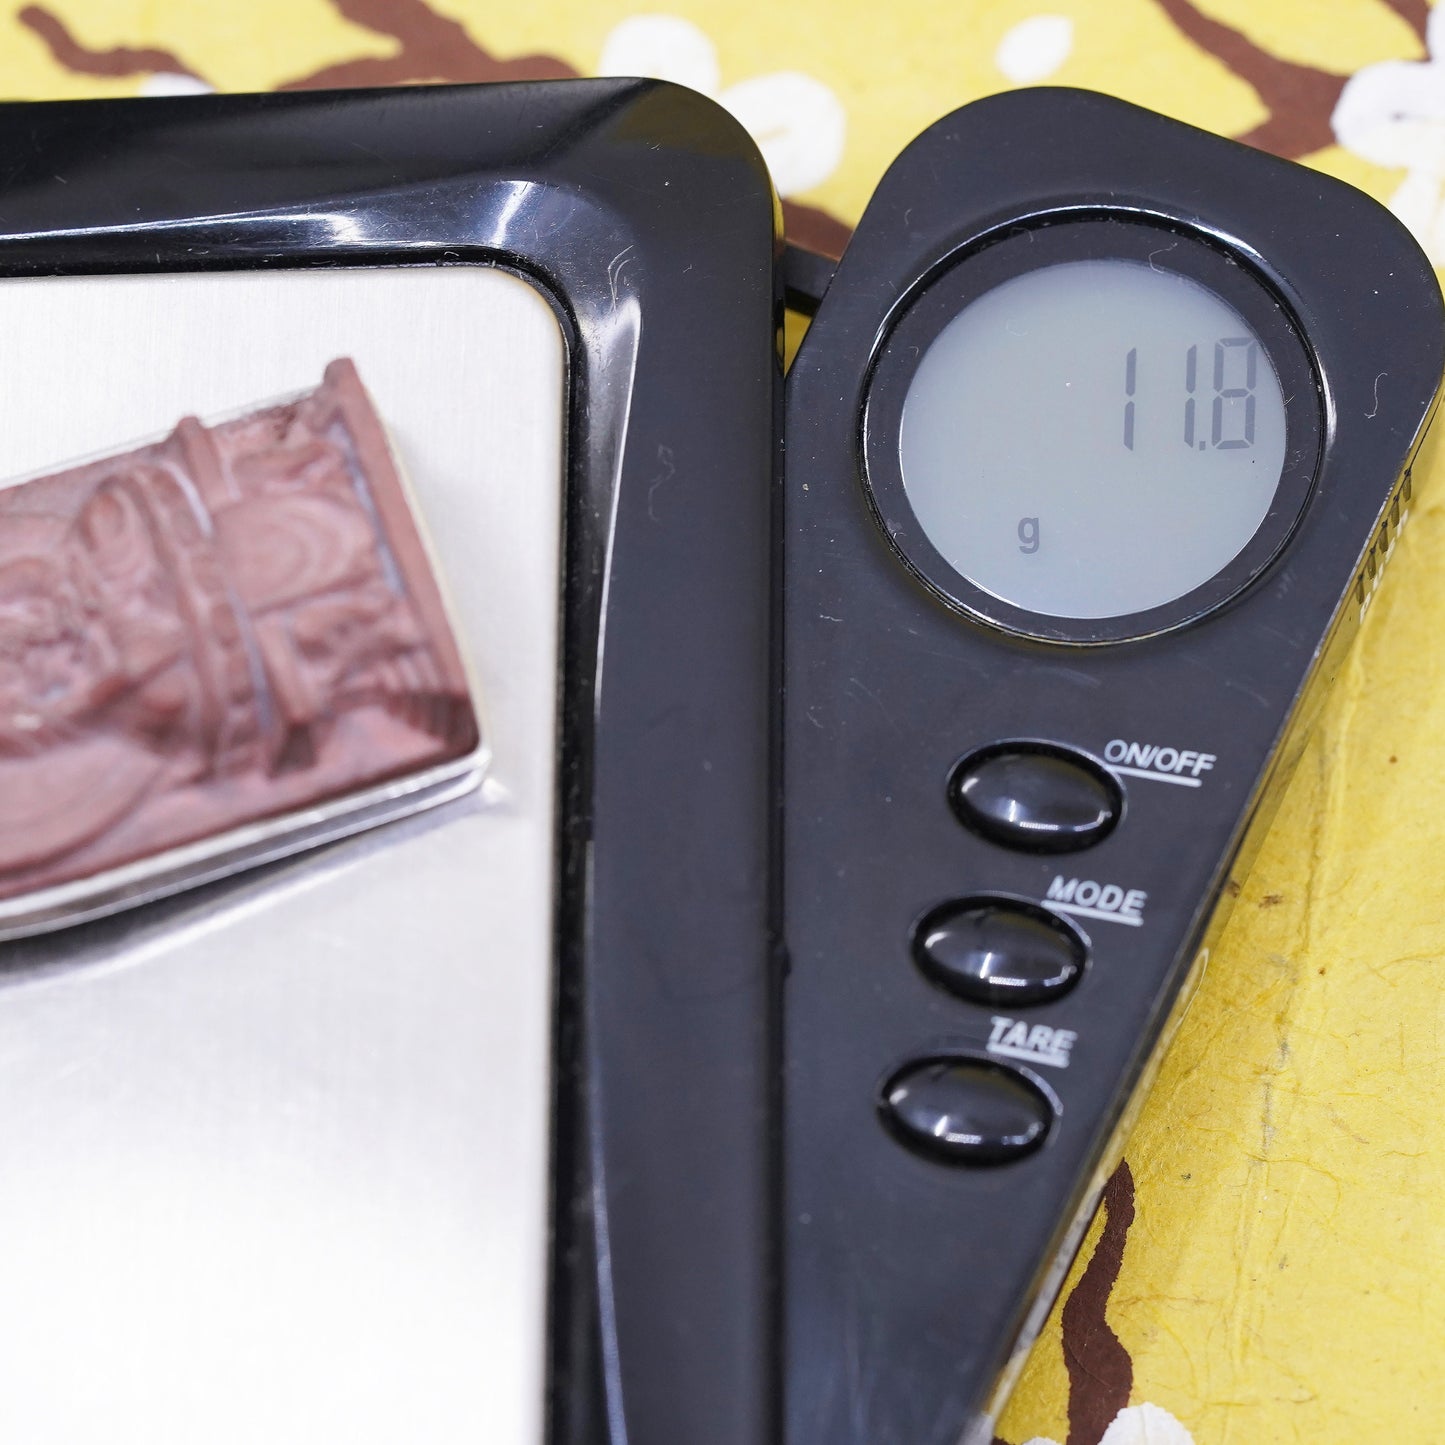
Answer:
8;2;1444;1441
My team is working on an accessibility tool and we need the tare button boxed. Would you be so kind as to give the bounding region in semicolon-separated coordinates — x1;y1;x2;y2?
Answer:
880;1056;1054;1164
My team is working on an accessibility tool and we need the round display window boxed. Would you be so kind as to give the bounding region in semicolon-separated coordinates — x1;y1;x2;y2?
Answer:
862;221;1322;643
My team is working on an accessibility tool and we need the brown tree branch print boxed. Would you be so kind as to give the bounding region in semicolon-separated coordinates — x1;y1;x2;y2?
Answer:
15;0;851;255
278;0;579;87
23;0;1420;245
18;6;201;84
1380;0;1430;42
1154;0;1429;159
1060;1161;1137;1445
991;1162;1140;1445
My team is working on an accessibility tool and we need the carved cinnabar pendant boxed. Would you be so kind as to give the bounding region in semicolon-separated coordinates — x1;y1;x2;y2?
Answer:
0;357;481;932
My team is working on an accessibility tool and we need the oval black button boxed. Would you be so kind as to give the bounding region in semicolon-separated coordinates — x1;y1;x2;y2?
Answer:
881;1057;1052;1164
950;742;1121;853
914;897;1086;1006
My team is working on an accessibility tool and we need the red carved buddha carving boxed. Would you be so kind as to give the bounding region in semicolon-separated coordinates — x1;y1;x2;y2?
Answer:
0;358;477;900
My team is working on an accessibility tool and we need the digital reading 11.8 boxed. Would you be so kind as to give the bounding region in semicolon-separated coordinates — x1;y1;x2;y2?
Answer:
898;258;1288;621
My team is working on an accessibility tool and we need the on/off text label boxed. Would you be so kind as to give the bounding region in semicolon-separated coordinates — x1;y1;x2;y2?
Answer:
1104;738;1216;787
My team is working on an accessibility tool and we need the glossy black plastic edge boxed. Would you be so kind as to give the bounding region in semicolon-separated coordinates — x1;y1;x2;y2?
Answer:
862;216;1324;644
911;893;1091;1006
782;86;1445;1445
0;81;780;1445
947;738;1125;853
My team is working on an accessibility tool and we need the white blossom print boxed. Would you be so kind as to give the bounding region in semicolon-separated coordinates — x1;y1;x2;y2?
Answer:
597;15;846;199
1098;1402;1197;1444
995;15;1076;84
1020;1400;1196;1445
139;72;213;95
598;14;719;94
1333;4;1445;263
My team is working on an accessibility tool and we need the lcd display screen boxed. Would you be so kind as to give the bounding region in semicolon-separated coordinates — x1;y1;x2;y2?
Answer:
897;257;1289;620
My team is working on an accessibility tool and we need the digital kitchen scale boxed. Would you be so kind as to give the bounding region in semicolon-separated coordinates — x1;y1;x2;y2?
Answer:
782;87;1443;1445
0;77;1438;1445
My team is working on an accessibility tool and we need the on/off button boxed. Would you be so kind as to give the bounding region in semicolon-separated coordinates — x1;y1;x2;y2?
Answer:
949;741;1122;853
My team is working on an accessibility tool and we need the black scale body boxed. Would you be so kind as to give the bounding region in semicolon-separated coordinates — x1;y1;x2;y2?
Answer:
781;88;1443;1445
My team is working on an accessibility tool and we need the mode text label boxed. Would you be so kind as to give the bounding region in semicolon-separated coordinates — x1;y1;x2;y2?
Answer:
1046;875;1147;927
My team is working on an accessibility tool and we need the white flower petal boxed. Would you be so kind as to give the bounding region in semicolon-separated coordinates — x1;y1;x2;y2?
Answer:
140;73;214;97
1097;1401;1196;1445
720;71;846;197
1429;1;1445;62
995;15;1075;85
1333;58;1445;168
597;15;720;96
1020;1437;1064;1445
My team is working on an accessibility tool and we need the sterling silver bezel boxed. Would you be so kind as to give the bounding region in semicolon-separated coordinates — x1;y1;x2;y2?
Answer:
0;747;487;940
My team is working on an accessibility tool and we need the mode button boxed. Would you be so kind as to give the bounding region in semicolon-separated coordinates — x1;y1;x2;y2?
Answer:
914;897;1086;1006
